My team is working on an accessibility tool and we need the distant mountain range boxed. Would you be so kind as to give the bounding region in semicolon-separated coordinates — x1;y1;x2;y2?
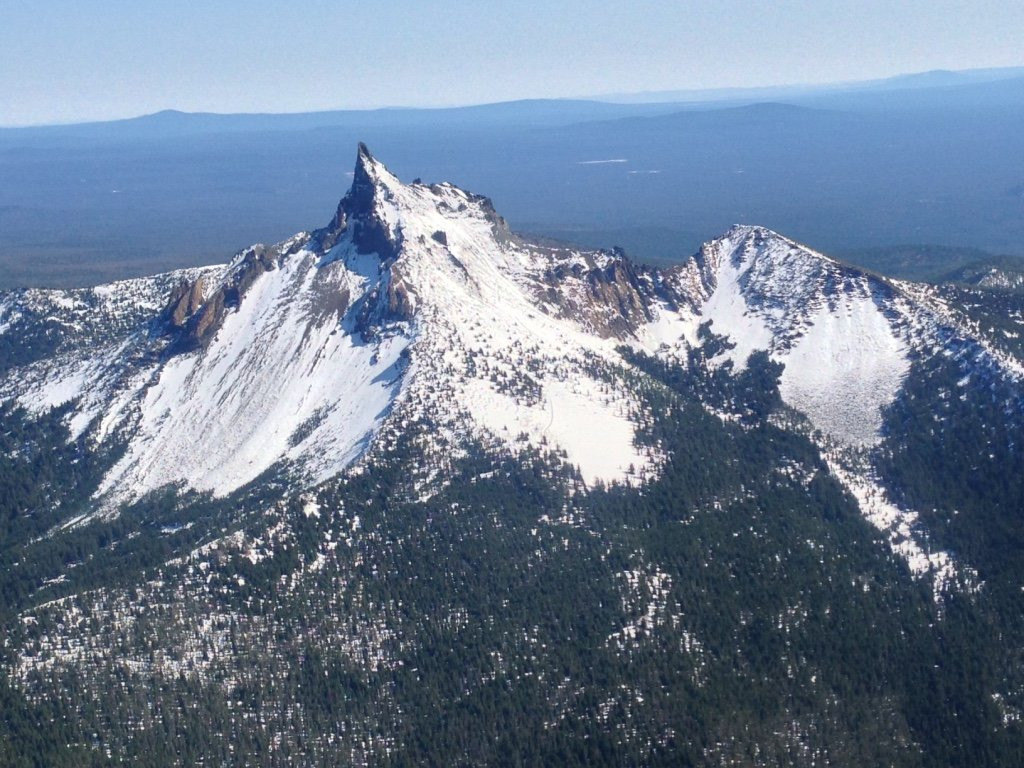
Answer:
596;65;1024;103
1;66;1024;290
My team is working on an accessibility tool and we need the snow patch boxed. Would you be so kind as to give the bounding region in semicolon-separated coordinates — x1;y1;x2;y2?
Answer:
638;301;698;352
463;377;646;486
824;449;976;602
780;293;909;445
698;238;773;370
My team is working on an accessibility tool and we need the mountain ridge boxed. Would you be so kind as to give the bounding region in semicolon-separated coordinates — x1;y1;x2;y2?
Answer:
1;147;1019;590
3;149;1019;481
2;145;1024;766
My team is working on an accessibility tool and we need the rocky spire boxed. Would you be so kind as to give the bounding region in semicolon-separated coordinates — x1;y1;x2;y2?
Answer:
318;143;403;258
348;142;380;212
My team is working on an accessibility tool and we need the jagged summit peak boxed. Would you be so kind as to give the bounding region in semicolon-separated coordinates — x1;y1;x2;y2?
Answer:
317;144;406;253
348;142;402;206
352;142;398;190
316;144;512;257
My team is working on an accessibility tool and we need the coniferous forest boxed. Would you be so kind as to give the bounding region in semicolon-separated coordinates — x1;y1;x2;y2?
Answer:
1;340;1023;767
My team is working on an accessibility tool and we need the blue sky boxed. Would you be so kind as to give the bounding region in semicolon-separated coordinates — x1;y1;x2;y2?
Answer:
2;0;1022;125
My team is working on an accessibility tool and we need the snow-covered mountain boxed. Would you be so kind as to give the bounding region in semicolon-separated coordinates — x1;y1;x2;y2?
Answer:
5;145;662;504
1;145;1021;581
5;145;1024;766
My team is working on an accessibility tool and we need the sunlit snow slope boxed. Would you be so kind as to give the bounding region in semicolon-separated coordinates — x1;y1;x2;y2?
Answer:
0;146;1019;540
1;146;665;505
651;226;1020;445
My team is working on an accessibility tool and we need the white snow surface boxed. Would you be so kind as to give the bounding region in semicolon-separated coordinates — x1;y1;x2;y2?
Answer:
695;233;774;370
638;300;698;352
96;249;408;500
462;378;646;486
1;267;219;440
779;292;909;445
342;157;656;487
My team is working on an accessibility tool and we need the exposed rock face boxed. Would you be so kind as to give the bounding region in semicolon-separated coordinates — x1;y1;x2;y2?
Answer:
474;193;513;244
187;289;225;347
585;259;656;338
165;276;206;329
318;143;404;261
385;265;416;321
534;249;662;339
164;237;310;351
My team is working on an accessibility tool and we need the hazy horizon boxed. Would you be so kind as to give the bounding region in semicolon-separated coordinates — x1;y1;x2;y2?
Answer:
0;63;1019;129
3;0;1023;126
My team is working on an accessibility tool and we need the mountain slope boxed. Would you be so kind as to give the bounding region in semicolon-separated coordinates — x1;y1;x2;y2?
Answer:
4;146;665;507
2;147;1021;569
1;145;1023;766
5;149;1017;466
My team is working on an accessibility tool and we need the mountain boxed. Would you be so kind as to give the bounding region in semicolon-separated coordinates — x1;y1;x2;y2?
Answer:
1;146;1023;766
598;65;1024;104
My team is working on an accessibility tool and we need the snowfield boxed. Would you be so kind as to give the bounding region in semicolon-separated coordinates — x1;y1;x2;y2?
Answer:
778;292;909;446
